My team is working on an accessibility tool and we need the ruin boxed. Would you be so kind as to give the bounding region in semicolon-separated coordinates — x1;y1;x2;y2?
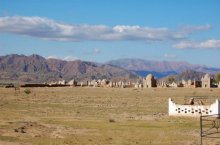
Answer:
181;79;201;88
15;73;218;89
67;79;77;86
168;82;178;88
143;74;157;88
157;81;167;88
58;80;66;85
168;98;220;117
201;74;213;88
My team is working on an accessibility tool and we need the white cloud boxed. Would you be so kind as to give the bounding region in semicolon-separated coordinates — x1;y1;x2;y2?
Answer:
0;16;209;42
47;55;59;59
63;56;78;61
164;53;177;59
93;48;101;54
84;48;101;55
180;24;212;34
173;39;220;49
47;55;78;61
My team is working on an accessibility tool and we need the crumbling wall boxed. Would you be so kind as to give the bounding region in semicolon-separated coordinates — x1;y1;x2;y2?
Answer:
168;98;220;117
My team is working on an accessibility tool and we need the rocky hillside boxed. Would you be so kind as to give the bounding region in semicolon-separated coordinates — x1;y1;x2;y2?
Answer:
0;54;140;83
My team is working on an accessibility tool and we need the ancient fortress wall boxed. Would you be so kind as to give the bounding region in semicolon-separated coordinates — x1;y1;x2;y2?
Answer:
168;98;220;117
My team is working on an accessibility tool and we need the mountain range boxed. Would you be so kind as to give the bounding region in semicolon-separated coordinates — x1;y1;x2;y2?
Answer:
0;54;139;83
0;54;220;83
158;70;207;83
106;59;220;78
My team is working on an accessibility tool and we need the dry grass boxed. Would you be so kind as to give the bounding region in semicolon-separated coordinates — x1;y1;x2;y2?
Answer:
0;87;220;145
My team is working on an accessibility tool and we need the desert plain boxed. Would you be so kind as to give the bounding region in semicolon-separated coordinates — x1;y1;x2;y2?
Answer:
0;87;220;145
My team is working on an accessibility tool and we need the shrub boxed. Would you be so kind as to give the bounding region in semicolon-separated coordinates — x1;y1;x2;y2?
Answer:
109;119;116;123
24;89;31;95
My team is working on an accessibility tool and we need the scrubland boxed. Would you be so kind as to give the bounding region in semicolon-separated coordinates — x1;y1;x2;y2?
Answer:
0;87;220;145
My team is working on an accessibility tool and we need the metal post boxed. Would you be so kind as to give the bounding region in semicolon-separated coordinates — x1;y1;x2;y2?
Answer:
200;114;202;145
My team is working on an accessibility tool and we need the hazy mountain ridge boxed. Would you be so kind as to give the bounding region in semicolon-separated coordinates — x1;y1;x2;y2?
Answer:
159;70;207;83
174;70;208;81
106;58;220;78
0;54;139;83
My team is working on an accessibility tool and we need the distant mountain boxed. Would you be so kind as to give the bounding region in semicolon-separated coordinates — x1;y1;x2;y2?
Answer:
106;58;220;78
159;70;207;83
174;70;206;81
132;70;178;78
0;54;140;83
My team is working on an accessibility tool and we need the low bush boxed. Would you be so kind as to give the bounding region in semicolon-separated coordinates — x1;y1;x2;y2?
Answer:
24;89;31;95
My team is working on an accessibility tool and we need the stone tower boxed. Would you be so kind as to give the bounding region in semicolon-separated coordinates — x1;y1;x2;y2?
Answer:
201;74;213;88
143;74;157;88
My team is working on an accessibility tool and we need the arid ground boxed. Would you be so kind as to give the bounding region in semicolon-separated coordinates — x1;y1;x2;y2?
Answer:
0;87;220;145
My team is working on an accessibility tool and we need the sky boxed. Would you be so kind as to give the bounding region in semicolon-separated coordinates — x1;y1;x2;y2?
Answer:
0;0;220;67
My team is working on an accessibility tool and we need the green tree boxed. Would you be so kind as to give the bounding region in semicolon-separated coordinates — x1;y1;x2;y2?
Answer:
216;74;220;83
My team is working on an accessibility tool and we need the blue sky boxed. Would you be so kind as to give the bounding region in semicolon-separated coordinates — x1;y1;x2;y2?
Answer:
0;0;220;67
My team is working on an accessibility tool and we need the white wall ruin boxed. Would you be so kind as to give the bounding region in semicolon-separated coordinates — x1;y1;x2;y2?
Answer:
168;98;220;117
